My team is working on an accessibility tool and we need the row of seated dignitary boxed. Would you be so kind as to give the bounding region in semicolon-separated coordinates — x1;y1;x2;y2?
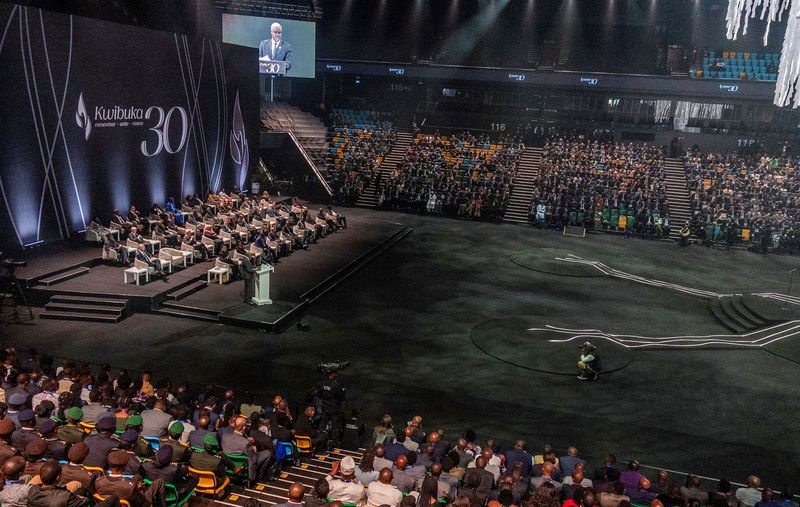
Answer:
99;193;347;267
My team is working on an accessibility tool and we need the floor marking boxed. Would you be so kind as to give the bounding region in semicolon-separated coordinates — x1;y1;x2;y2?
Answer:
530;320;800;348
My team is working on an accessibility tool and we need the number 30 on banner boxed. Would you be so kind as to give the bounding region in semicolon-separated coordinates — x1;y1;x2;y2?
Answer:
140;106;189;156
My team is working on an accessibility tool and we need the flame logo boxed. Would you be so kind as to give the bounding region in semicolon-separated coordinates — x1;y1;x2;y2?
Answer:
229;90;249;189
75;93;91;140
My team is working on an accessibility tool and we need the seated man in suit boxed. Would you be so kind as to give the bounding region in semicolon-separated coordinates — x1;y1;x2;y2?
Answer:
111;209;133;234
294;406;327;451
254;232;278;264
217;245;240;281
183;231;211;261
318;208;339;232
104;233;130;265
128;205;149;235
327;206;347;228
135;244;168;281
221;416;272;487
128;226;144;245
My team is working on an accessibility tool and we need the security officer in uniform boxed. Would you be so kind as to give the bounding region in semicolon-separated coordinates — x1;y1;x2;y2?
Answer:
314;369;346;448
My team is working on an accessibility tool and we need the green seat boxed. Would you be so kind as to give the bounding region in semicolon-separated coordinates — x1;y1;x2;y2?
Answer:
143;479;194;507
224;453;248;476
626;213;635;231
576;212;585;226
569;211;577;225
609;209;619;229
620;203;627;214
602;207;610;226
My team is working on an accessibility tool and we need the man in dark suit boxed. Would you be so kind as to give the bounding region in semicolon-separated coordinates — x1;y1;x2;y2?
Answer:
259;22;293;72
504;440;534;479
135;244;168;281
239;249;255;304
294;406;327;451
460;456;495;506
104;233;130;265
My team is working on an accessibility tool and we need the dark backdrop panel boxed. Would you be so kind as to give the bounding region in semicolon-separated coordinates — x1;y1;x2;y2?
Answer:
0;3;258;250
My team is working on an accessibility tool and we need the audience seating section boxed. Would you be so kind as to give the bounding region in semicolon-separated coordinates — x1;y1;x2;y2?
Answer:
691;51;779;81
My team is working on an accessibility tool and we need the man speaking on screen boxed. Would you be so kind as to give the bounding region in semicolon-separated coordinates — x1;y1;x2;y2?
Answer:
259;22;293;72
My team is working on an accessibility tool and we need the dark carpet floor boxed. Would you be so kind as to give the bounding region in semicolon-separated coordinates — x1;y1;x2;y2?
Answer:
5;208;800;485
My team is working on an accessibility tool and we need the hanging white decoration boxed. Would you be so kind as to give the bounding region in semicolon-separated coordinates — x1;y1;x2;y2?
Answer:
726;0;800;107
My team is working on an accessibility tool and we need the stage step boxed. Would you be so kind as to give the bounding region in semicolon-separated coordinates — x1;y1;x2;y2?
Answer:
730;297;766;326
48;294;128;308
709;299;746;333
154;302;221;322
44;302;123;315
39;267;90;286
39;293;128;323
39;310;122;323
166;280;208;301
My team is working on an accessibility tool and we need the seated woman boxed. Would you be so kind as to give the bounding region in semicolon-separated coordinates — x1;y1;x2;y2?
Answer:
165;197;184;225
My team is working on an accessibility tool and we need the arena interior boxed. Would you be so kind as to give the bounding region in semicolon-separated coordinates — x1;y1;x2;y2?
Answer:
0;1;799;507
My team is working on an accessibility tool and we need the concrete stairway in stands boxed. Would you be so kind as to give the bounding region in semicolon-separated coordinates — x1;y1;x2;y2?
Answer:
210;447;364;507
355;131;414;208
664;157;693;240
261;103;329;171
39;294;128;323
503;147;542;223
708;295;772;333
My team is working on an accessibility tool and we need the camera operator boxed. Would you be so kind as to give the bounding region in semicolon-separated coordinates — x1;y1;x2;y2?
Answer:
577;342;601;381
312;366;346;448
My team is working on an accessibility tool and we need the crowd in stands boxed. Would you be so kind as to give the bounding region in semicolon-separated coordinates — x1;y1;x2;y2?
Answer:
326;127;398;205
684;150;800;251
323;109;397;205
89;190;347;284
378;131;522;222
528;137;671;237
0;348;788;507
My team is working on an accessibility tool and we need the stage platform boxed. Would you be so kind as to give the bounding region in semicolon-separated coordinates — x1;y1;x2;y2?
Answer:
12;209;409;331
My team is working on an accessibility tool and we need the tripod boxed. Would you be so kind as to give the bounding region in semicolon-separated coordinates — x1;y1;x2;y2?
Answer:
1;272;34;324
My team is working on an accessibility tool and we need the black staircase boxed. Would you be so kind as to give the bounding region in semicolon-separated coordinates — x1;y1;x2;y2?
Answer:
664;157;692;240
355;131;414;208
503;147;542;223
39;294;128;323
709;295;773;333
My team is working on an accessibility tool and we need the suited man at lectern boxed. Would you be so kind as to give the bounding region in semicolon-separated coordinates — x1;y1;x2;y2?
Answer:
259;22;293;72
238;248;256;305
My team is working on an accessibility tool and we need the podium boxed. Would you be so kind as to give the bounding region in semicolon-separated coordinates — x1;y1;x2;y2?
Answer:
259;58;287;75
253;263;274;305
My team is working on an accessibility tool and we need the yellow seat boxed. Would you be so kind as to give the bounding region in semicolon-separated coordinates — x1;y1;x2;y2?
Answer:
83;466;106;475
294;435;314;457
188;466;230;497
79;422;95;434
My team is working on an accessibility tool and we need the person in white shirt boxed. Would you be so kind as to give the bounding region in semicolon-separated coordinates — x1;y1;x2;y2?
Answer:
327;456;366;506
367;468;403;507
